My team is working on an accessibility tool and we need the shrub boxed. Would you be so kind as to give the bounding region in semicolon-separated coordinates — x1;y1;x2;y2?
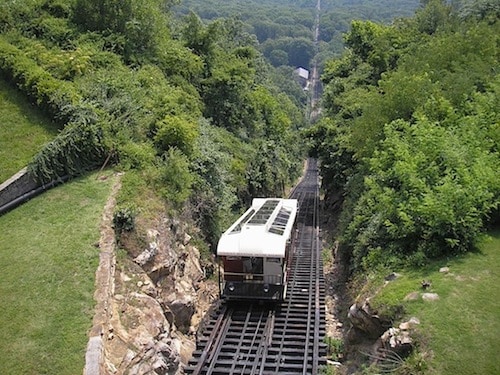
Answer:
113;207;136;237
157;148;194;205
27;15;75;47
153;115;199;157
344;115;499;268
0;36;81;120
28;122;107;183
117;142;156;170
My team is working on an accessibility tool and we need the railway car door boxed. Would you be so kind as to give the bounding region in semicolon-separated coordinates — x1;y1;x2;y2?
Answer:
264;257;283;285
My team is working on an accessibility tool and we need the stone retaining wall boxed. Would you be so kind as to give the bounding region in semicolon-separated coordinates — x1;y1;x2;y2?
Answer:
84;175;121;375
0;168;39;208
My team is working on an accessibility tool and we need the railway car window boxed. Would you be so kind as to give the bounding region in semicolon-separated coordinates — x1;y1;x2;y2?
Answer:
269;207;291;235
267;257;281;263
230;209;255;233
242;257;263;274
248;199;279;225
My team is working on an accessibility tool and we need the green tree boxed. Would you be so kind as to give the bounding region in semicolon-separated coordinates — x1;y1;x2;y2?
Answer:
153;115;199;157
415;0;452;34
73;0;172;61
345;113;499;267
157;148;193;205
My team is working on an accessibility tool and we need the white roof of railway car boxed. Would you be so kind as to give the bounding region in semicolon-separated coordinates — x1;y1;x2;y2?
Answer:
217;198;298;258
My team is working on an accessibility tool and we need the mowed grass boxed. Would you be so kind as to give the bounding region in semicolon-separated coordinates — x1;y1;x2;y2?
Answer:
0;77;60;183
371;229;500;374
0;171;116;374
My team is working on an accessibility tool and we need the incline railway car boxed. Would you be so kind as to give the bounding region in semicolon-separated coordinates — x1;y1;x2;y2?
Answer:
217;198;298;301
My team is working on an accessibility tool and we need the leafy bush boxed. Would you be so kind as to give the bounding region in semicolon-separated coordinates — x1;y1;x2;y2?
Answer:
0;36;81;120
318;4;500;270
156;148;194;205
344;114;499;267
113;207;136;236
117;142;156;170
28;122;107;183
153;115;199;157
26;15;75;47
189;120;238;245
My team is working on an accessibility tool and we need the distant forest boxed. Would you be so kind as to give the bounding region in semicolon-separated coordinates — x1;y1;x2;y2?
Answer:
174;0;420;70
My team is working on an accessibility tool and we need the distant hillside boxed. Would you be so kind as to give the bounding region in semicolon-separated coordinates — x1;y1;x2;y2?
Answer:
175;0;420;66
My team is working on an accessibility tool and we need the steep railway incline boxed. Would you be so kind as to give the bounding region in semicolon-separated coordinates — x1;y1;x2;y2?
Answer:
186;159;326;374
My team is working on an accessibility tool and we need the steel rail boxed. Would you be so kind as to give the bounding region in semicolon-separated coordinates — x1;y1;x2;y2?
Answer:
228;305;255;374
191;306;230;375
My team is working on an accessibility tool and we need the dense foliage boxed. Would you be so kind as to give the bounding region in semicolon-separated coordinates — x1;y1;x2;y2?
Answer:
0;0;304;245
175;0;419;74
309;0;500;270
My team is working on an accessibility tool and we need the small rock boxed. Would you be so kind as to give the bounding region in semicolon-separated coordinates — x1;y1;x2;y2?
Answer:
147;229;160;239
404;291;420;301
347;301;385;339
408;317;420;325
439;266;450;273
384;272;401;281
327;360;342;367
137;281;143;288
379;327;413;355
182;233;192;246
399;322;411;330
422;292;439;301
133;242;158;265
398;318;420;330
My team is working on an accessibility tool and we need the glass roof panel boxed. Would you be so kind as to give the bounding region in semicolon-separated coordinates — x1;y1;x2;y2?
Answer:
230;209;256;233
248;199;279;225
268;207;292;235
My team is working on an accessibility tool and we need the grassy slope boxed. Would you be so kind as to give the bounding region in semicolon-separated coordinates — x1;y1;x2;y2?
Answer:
0;172;115;374
0;77;59;183
371;230;500;374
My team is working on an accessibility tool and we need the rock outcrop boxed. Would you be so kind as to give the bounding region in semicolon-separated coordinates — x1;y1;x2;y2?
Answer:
347;300;387;340
102;217;218;374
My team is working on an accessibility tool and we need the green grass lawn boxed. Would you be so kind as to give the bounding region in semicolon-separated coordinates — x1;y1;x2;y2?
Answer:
370;230;500;374
0;77;60;183
0;171;116;374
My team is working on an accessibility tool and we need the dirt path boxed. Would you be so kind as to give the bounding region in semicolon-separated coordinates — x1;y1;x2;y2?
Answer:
84;173;122;375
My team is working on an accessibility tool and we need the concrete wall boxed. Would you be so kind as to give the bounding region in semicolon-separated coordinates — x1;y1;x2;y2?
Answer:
0;168;69;215
0;168;40;208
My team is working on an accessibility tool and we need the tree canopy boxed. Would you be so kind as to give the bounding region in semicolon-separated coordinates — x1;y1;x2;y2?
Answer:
0;0;305;246
309;0;499;270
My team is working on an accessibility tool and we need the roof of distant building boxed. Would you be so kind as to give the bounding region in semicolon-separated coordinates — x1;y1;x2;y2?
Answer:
295;67;309;80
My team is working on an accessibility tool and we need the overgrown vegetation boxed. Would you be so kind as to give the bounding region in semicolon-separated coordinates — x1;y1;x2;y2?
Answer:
0;0;305;246
309;0;500;271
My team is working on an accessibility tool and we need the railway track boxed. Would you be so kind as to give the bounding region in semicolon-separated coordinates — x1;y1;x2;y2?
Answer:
186;159;326;374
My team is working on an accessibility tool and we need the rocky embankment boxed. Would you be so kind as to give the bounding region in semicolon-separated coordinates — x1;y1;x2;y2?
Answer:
85;175;218;375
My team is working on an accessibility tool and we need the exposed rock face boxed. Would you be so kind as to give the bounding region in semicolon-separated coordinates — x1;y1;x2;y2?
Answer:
105;292;180;374
373;316;421;364
347;300;386;340
103;217;218;374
